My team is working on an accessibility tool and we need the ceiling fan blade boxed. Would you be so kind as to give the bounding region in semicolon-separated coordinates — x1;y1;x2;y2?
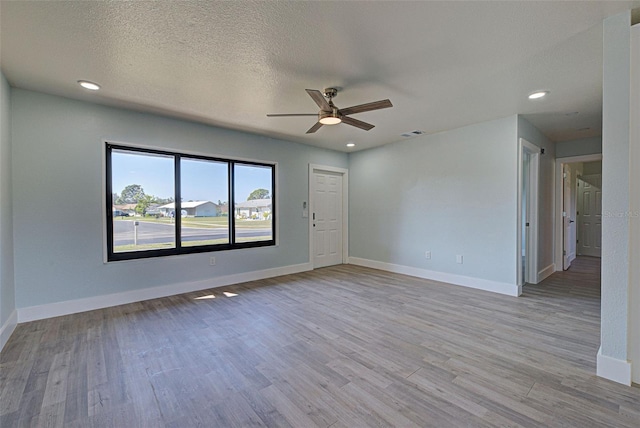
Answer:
306;89;331;111
341;116;375;131
267;113;317;117
306;122;324;134
339;99;393;116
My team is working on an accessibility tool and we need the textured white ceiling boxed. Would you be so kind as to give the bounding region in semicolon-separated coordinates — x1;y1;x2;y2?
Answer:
1;1;638;152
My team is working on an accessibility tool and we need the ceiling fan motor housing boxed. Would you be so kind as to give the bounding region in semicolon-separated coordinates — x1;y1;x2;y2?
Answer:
323;88;338;99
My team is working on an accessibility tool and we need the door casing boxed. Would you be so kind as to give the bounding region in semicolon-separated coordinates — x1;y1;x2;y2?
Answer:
629;22;640;384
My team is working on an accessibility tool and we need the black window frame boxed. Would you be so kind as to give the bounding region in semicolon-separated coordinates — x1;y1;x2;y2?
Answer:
106;143;276;262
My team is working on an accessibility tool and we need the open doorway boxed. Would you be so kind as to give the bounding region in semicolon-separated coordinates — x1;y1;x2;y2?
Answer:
555;154;603;271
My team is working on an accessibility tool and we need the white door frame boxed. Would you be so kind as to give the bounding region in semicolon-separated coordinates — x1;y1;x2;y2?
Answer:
554;153;602;271
309;164;349;268
629;23;640;384
517;138;540;285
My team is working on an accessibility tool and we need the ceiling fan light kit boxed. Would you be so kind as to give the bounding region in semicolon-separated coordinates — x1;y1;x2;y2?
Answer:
267;87;392;134
319;109;342;125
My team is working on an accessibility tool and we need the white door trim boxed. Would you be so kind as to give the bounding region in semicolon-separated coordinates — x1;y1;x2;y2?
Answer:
517;138;540;285
554;154;603;271
309;164;349;268
629;23;640;384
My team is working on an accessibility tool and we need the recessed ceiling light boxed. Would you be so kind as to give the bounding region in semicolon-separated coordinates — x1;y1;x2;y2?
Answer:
78;80;101;91
528;91;549;100
346;143;356;147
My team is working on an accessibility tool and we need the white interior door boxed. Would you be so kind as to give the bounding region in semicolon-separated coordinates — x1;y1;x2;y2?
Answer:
312;170;343;268
522;151;530;284
518;139;539;286
563;164;576;270
525;150;539;284
577;174;602;257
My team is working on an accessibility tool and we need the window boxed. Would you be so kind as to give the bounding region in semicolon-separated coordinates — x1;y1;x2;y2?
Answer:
106;143;275;261
234;163;273;243
180;158;229;247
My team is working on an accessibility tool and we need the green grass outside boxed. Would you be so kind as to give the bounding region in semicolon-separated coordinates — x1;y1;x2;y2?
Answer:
114;242;176;252
115;217;270;229
114;235;272;252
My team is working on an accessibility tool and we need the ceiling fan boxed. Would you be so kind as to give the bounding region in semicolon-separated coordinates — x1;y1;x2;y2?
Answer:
267;88;393;134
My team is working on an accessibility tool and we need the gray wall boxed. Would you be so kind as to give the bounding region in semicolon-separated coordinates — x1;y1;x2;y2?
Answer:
601;11;631;361
556;137;602;158
11;89;347;309
349;116;518;285
0;73;15;328
517;116;556;275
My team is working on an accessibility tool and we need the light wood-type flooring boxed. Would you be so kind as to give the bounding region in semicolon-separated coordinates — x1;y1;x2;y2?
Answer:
2;256;639;427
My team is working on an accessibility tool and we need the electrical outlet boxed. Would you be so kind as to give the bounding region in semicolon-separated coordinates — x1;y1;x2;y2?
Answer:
209;256;216;266
425;251;431;259
456;255;463;264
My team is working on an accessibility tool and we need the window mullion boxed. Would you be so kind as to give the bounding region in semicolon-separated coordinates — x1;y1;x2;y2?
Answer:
229;161;235;244
175;154;182;251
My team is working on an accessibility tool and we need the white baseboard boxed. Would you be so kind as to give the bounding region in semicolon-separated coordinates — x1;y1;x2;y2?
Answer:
538;263;556;283
348;257;521;297
597;346;631;386
0;309;18;352
18;262;312;323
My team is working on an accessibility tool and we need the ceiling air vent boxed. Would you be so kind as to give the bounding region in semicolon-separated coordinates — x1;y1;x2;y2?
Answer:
401;130;424;138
